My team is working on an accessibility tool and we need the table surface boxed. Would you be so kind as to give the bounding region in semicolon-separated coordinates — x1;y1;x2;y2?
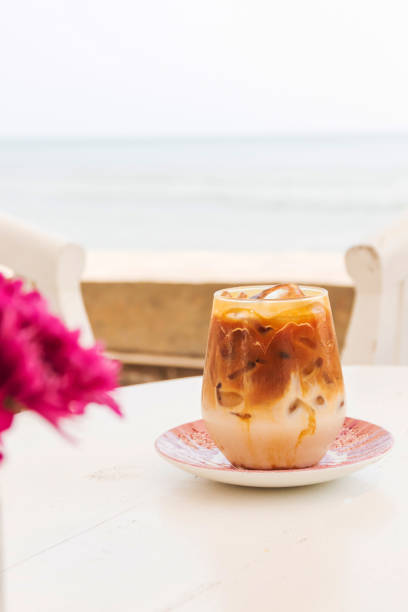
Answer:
1;366;407;612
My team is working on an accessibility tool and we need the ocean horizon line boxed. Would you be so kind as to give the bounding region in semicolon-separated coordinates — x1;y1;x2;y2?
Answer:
1;131;408;147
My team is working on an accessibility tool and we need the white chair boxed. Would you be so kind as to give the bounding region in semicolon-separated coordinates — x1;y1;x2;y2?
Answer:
342;212;408;365
0;213;94;346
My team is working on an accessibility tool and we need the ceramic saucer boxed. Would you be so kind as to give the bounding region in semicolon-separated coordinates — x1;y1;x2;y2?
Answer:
155;417;393;487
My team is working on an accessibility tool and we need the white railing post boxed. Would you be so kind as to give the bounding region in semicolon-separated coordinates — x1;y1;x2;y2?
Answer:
343;213;408;365
0;213;94;346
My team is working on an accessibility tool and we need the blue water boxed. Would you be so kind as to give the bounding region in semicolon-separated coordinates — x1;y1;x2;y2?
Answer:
0;135;407;251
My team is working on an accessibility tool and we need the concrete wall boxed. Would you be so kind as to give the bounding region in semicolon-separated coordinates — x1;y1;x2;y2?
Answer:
82;251;354;383
82;280;354;384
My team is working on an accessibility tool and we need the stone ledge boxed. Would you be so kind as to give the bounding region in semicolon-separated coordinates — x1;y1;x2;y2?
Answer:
82;251;354;362
84;250;351;287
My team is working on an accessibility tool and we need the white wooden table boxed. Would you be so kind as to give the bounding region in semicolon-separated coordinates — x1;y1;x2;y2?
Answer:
1;366;407;612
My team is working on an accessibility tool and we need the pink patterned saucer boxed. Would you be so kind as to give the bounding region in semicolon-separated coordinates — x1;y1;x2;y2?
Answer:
155;417;393;487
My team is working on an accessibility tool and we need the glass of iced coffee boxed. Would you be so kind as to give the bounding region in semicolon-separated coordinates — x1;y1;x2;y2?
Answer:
201;284;345;469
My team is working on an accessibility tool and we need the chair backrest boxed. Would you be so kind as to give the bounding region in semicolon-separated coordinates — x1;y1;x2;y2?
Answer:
0;213;94;346
342;211;408;365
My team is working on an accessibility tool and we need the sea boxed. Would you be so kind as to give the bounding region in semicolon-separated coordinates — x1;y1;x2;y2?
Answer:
0;134;407;252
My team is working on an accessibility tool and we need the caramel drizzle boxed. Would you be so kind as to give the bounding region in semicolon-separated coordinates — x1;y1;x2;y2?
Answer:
295;400;316;448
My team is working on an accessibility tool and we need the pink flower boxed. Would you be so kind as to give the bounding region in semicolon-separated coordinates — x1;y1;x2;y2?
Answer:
0;274;121;455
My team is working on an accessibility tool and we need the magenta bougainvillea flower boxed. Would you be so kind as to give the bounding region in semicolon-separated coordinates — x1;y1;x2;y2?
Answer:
0;273;121;457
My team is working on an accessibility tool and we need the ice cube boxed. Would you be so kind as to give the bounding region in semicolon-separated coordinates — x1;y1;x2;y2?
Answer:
215;384;244;407
253;284;305;300
224;309;254;321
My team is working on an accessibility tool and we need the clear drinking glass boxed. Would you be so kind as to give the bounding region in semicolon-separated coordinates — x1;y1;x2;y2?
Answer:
201;285;345;469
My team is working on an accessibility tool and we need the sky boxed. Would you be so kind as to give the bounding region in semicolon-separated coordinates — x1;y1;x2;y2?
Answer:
1;0;408;138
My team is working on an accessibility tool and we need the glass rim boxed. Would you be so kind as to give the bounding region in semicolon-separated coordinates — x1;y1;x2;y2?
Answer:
214;284;328;304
